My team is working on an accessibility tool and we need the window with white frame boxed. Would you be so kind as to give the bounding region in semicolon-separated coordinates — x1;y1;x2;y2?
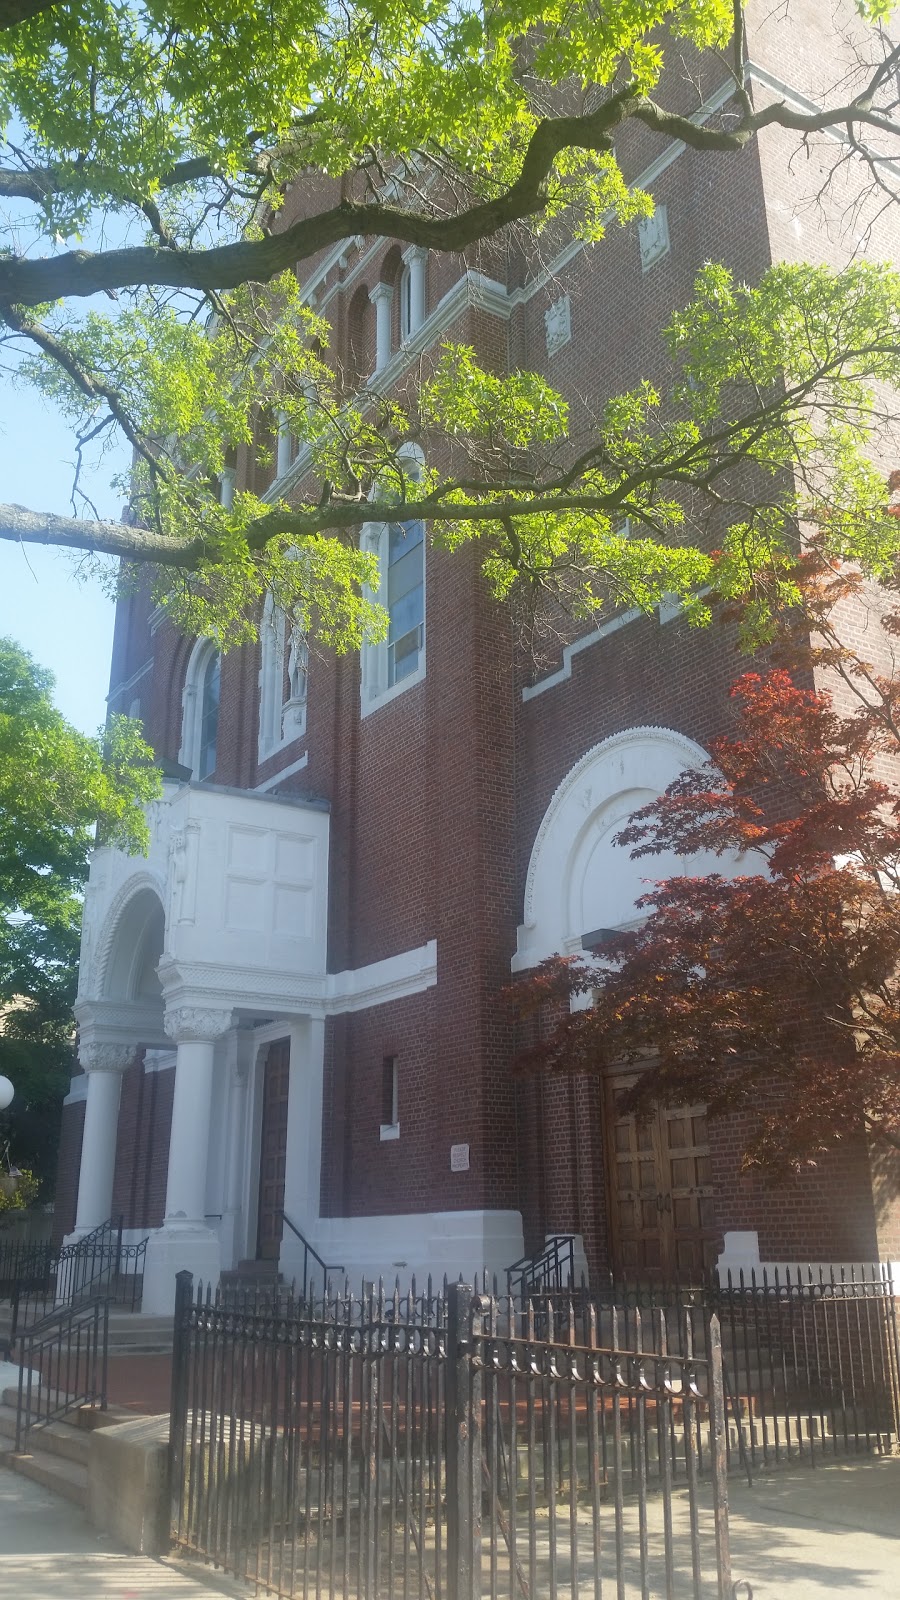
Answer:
179;637;221;780
360;449;426;715
258;594;309;761
398;262;412;343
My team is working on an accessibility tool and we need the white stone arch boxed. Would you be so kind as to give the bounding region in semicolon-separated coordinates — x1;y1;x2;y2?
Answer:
179;636;220;777
512;726;756;972
94;875;167;1002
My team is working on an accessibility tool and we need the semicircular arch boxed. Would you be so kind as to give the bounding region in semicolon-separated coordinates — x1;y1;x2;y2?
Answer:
94;872;167;1002
513;725;742;972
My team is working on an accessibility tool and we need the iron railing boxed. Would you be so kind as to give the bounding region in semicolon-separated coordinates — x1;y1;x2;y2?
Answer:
561;1263;900;1476
169;1273;741;1600
15;1296;109;1451
506;1235;576;1300
0;1238;55;1299
5;1215;147;1346
276;1209;343;1302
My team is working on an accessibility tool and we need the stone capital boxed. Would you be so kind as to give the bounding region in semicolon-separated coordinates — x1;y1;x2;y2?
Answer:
78;1041;135;1075
369;280;393;306
164;1004;233;1044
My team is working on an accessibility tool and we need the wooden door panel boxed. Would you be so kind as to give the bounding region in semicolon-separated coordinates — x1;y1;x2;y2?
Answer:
256;1039;290;1260
606;1078;718;1283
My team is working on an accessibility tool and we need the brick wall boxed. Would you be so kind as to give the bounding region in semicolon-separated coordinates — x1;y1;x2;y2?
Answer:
93;5;900;1272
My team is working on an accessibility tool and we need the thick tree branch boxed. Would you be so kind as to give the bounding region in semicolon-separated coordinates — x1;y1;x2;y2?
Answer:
3;76;900;307
0;0;57;28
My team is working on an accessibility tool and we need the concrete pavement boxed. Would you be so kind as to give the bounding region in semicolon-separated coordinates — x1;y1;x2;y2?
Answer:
0;1445;897;1597
0;1467;245;1600
725;1457;900;1598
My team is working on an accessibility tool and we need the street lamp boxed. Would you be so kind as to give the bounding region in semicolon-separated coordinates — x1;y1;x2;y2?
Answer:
0;1076;13;1112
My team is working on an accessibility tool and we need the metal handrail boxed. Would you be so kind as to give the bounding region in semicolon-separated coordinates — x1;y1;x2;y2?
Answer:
277;1210;343;1300
15;1295;109;1452
506;1233;576;1299
8;1214;147;1345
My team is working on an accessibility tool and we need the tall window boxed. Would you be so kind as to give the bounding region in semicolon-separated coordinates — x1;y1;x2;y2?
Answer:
387;520;424;686
198;652;220;779
179;638;222;779
398;263;412;343
258;596;308;762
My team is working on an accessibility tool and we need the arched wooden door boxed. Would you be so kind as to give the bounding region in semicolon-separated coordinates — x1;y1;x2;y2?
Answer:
605;1072;718;1282
256;1039;290;1260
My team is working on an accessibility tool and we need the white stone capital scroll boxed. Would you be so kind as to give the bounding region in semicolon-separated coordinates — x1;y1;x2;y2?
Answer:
164;1005;233;1044
77;1042;135;1074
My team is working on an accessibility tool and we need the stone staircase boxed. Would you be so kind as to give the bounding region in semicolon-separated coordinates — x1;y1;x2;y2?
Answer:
0;1304;174;1357
0;1379;102;1507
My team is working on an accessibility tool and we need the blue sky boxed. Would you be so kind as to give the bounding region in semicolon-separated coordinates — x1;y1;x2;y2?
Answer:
0;387;127;736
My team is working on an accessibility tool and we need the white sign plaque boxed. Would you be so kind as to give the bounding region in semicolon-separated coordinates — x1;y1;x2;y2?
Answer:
450;1143;470;1172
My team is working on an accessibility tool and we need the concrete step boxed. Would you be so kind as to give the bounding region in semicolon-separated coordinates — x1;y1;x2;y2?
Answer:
3;1444;88;1507
0;1402;91;1465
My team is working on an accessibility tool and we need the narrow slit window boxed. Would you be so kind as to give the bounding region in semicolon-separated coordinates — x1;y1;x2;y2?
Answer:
381;1055;399;1132
198;652;220;780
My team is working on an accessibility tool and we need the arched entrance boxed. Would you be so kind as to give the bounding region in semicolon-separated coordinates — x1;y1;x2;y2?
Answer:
514;728;758;1281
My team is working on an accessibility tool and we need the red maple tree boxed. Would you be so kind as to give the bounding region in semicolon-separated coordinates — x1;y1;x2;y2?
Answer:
513;553;900;1173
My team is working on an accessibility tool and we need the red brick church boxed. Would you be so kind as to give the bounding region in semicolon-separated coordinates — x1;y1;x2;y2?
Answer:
54;1;900;1312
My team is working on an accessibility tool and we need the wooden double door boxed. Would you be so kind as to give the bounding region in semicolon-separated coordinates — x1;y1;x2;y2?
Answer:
605;1073;718;1281
256;1039;290;1260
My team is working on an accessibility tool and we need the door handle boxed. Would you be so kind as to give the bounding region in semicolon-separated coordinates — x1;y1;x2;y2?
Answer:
656;1192;672;1214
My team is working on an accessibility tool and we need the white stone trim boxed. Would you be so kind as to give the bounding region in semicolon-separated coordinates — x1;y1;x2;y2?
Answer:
513;727;712;972
522;609;642;700
106;659;153;707
142;1048;176;1074
379;1122;401;1142
63;1075;88;1106
325;939;437;1014
746;61;900;185
309;1209;525;1284
253;752;310;791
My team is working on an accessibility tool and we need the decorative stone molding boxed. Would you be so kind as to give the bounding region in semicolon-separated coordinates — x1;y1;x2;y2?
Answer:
78;1042;135;1075
164;1005;233;1043
639;204;670;271
544;294;572;355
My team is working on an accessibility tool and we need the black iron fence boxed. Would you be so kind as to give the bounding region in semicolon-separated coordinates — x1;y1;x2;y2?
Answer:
2;1215;146;1345
591;1264;900;1476
170;1274;741;1600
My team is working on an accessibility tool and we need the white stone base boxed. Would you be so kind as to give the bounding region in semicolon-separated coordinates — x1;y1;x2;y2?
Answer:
292;1209;525;1290
141;1224;221;1314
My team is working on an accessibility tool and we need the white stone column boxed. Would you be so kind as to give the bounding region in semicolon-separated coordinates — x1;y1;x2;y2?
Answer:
71;1043;133;1236
403;247;427;334
141;1004;232;1314
219;466;236;510
369;281;393;373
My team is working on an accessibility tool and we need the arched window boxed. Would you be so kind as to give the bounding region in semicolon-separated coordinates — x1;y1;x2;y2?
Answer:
179;638;221;780
198;652;220;780
258;595;308;762
360;444;426;715
398;262;412;343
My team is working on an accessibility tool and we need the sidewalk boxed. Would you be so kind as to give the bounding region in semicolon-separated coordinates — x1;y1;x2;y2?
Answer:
0;1468;244;1600
725;1457;900;1598
0;1447;897;1597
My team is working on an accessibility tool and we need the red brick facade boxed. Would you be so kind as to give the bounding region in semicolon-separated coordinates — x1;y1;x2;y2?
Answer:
55;7;900;1278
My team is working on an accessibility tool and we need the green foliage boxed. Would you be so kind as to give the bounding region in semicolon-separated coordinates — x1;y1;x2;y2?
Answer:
0;1168;39;1214
3;2;900;656
0;2;731;234
0;637;160;1188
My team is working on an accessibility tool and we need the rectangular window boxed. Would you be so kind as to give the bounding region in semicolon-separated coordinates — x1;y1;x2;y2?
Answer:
380;1055;399;1138
387;521;424;686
